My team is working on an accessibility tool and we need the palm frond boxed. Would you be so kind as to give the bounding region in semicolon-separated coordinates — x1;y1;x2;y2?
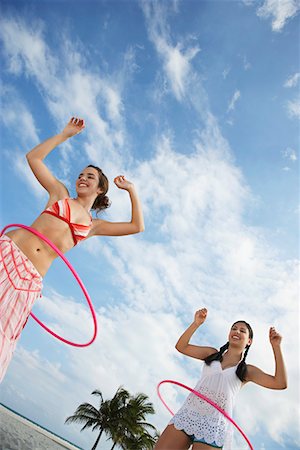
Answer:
65;385;158;449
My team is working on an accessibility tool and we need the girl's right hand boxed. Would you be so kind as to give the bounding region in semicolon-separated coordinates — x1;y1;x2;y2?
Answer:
61;117;85;139
194;308;207;326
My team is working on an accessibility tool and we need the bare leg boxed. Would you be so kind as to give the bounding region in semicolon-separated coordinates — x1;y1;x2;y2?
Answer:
154;424;191;450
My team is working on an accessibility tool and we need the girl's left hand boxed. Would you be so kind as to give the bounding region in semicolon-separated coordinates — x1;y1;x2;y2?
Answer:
114;175;134;191
269;327;282;347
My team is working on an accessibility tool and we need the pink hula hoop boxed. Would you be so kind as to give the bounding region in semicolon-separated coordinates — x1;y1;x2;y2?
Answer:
157;379;254;450
1;224;98;348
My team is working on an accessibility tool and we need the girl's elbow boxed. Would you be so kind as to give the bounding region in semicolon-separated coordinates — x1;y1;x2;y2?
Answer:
132;223;145;234
274;381;288;390
175;343;183;353
26;153;35;164
279;375;288;389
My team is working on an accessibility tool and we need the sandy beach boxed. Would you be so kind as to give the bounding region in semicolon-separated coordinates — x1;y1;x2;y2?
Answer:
0;404;83;450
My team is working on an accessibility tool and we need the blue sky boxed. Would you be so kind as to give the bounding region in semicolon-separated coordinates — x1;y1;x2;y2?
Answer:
0;1;299;449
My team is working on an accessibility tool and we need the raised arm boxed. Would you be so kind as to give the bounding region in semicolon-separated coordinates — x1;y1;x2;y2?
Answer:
175;308;217;360
245;327;287;390
90;176;144;237
26;117;85;197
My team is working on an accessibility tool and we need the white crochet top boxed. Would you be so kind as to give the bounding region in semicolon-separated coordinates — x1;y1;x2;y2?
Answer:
170;360;242;449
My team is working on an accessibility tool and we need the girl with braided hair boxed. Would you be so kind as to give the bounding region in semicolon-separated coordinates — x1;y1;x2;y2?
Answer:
155;308;287;450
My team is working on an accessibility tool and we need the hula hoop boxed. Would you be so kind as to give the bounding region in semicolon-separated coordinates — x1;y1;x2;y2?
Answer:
1;224;97;348
157;380;254;450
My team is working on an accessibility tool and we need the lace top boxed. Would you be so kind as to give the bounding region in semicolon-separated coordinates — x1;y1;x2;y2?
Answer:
170;360;242;449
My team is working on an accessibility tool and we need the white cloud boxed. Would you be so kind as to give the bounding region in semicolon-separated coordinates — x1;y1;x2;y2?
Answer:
0;17;53;78
141;0;200;101
283;73;300;120
281;147;297;172
282;147;297;161
0;16;128;174
257;0;300;32
227;90;241;113
164;43;200;100
1;85;39;144
0;87;46;198
286;98;300;118
284;72;300;88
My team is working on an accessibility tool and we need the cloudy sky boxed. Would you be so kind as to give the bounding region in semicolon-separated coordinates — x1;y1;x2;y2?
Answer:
0;0;299;449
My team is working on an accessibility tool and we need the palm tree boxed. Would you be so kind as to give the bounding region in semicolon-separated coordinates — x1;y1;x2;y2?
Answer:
102;387;131;449
65;390;108;450
111;392;157;449
65;386;159;450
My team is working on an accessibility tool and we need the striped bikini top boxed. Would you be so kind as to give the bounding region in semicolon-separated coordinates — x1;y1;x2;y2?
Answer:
41;198;92;245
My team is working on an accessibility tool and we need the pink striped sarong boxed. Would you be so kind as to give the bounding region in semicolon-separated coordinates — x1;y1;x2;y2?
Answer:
0;235;42;382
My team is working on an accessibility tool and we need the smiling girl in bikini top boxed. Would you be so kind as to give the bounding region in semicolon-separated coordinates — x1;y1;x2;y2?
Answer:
5;117;144;277
0;117;144;383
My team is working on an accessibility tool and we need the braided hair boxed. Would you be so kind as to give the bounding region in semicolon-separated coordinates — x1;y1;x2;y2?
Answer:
204;321;253;382
87;165;111;214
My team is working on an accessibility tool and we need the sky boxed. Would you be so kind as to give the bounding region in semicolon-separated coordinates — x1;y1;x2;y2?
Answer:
0;0;299;449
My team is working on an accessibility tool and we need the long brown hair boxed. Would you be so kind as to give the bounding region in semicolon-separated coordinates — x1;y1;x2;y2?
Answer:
87;165;111;213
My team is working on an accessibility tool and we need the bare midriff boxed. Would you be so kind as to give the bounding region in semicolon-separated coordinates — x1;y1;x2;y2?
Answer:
5;214;77;277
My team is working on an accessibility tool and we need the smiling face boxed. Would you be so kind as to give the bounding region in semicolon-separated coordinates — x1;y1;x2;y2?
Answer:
228;321;253;350
76;167;102;197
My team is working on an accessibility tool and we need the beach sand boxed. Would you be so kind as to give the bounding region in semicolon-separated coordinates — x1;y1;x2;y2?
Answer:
0;404;82;450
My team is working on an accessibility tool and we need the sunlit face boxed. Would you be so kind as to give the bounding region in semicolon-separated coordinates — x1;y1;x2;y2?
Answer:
76;167;102;196
228;322;252;349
